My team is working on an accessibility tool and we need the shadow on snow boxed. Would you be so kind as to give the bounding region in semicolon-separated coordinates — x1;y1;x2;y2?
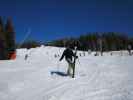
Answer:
50;71;68;77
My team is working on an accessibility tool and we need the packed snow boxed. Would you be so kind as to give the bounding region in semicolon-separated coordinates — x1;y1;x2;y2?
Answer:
0;46;133;100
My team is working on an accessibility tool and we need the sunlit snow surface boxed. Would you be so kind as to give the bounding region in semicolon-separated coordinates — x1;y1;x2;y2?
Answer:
0;46;133;100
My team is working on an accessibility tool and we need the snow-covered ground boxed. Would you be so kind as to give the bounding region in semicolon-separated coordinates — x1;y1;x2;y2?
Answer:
0;46;133;100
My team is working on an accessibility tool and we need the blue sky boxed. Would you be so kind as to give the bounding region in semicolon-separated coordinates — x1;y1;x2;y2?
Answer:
0;0;133;42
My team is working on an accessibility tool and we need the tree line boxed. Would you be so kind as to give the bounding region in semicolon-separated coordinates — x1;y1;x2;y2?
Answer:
46;32;133;51
16;40;41;49
15;32;133;52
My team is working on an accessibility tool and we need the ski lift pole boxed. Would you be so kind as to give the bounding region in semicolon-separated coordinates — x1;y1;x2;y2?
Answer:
77;57;82;67
72;46;78;78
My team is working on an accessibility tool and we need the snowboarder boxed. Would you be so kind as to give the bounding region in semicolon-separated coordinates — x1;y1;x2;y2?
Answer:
59;45;78;77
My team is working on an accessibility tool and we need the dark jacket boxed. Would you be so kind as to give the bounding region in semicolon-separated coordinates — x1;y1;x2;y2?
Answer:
59;48;76;62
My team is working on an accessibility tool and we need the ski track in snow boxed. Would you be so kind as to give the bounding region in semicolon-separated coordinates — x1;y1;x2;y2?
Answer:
0;47;133;100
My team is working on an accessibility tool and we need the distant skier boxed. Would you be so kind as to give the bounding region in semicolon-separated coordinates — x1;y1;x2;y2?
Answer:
59;45;78;77
25;54;28;60
127;44;132;56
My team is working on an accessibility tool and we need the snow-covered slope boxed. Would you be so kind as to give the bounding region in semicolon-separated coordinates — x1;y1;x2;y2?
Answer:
0;46;133;100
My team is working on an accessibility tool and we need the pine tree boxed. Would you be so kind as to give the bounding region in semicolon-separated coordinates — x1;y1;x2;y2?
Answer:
0;17;4;32
0;16;5;42
5;17;16;59
0;16;7;59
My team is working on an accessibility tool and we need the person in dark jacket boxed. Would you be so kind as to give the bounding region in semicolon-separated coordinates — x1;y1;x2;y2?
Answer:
59;45;78;76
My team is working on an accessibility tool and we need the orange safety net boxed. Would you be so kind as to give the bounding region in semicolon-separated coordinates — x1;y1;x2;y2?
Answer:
10;52;16;60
